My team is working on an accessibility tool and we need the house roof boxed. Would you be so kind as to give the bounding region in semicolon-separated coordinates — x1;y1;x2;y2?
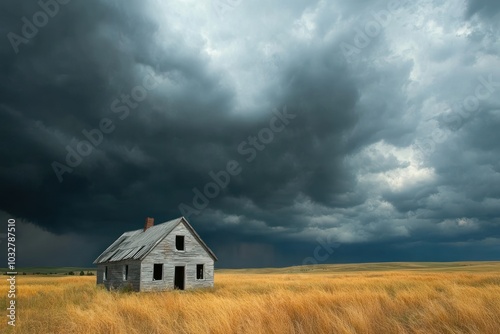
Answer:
93;217;218;264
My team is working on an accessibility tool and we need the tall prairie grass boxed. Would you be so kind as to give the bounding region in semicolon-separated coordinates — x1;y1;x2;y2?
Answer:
1;265;500;333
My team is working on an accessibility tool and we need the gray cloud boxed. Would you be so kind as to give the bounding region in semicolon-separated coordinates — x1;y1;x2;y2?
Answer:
465;0;500;18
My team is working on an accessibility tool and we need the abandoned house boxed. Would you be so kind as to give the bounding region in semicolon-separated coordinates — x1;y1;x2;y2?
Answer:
93;216;218;291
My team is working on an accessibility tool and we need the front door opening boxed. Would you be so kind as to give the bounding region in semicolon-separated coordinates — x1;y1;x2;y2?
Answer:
174;266;185;290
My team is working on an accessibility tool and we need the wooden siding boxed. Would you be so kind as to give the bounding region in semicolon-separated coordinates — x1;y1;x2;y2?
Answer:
96;260;141;291
140;221;214;291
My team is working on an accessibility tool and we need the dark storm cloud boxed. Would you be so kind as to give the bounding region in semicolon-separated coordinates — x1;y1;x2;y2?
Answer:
1;0;499;267
1;0;166;233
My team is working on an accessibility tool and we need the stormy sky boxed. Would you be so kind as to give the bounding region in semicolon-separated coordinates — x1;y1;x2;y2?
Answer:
1;0;499;268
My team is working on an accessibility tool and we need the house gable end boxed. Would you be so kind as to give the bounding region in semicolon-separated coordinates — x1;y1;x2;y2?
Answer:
179;217;218;261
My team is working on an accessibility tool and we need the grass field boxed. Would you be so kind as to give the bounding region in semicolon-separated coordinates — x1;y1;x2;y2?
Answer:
1;262;500;334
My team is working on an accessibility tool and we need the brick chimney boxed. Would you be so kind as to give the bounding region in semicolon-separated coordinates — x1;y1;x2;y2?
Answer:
144;217;154;231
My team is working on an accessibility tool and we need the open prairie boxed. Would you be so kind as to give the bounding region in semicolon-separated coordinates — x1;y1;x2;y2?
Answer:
1;262;500;334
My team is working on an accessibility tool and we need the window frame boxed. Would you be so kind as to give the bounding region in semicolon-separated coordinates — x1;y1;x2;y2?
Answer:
123;264;129;281
175;235;185;251
196;264;204;280
104;266;108;281
153;263;163;281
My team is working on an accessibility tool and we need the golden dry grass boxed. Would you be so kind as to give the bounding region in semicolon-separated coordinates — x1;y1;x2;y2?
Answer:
1;263;500;334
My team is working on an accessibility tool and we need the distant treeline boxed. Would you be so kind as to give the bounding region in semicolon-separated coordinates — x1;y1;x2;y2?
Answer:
2;271;95;275
0;267;97;275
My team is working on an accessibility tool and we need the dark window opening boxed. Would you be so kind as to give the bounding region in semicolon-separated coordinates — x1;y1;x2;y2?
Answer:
104;266;108;280
124;265;129;281
153;264;163;280
196;264;204;279
176;235;185;251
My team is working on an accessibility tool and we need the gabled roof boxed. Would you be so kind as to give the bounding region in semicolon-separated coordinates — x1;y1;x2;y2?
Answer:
93;217;218;264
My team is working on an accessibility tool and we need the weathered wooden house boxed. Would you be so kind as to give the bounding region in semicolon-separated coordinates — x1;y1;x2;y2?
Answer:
93;216;217;291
